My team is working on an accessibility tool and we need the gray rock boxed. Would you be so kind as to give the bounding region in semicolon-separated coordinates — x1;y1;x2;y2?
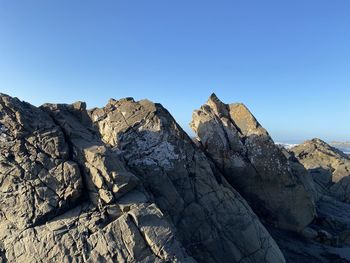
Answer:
0;94;83;230
190;93;316;232
41;102;140;205
89;97;285;263
3;199;193;263
0;94;194;263
291;138;350;202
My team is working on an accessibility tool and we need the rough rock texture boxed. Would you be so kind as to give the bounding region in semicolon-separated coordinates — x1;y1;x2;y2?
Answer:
291;138;350;203
41;102;140;206
270;196;350;263
0;94;194;263
5;92;349;263
2;198;193;263
190;94;316;232
0;94;83;230
89;98;285;263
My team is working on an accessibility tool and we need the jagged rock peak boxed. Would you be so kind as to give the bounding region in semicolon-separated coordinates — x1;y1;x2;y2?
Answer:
293;138;350;160
191;94;316;232
0;93;195;262
0;93;285;263
199;93;268;137
89;96;286;263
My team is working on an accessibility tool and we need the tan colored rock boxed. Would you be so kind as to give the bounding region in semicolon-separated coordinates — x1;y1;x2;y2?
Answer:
89;97;286;263
41;102;140;205
190;93;316;232
0;94;194;262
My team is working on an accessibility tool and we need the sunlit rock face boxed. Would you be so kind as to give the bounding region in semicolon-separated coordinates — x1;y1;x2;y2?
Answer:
191;93;316;232
0;93;285;263
0;94;83;230
89;98;285;263
0;95;194;263
291;138;350;203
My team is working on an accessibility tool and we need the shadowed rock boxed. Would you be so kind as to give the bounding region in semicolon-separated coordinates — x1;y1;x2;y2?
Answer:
190;93;316;232
291;138;350;203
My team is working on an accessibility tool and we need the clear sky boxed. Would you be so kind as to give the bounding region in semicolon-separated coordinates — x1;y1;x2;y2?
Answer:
0;1;349;142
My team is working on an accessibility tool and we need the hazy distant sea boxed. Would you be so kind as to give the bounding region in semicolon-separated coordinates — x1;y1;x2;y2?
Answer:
336;147;350;154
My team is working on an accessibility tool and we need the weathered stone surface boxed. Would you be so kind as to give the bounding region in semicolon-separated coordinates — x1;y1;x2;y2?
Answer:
291;138;350;202
41;102;140;206
2;195;193;263
190;93;316;232
0;94;194;263
270;196;350;263
89;97;285;263
2;92;350;263
0;94;83;230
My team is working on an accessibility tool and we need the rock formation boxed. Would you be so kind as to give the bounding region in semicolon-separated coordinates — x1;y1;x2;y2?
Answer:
0;95;83;230
0;93;285;263
89;98;285;263
0;94;194;263
190;94;316;232
291;138;350;203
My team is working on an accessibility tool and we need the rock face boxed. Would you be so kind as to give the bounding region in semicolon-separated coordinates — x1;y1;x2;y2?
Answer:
89;98;285;263
41;102;140;206
0;94;83;230
0;93;286;263
291;138;350;202
190;94;316;232
0;95;194;263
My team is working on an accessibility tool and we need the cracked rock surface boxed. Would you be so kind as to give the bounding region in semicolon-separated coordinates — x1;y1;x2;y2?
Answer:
0;94;193;263
190;94;316;232
0;94;83;230
89;97;285;263
2;92;350;263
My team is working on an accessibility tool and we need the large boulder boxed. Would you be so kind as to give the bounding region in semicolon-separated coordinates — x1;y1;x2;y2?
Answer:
190;93;316;232
291;138;350;202
89;97;285;263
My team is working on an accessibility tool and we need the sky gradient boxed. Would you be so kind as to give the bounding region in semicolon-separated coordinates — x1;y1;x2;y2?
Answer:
0;1;349;142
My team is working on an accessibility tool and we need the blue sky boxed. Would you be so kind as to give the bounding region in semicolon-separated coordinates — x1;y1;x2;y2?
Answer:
0;1;349;142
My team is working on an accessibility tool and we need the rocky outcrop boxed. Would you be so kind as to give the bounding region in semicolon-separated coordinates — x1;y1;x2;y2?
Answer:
0;93;287;263
0;94;194;263
291;138;350;202
190;94;316;232
2;92;350;263
89;98;285;263
0;94;83;230
41;102;140;205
